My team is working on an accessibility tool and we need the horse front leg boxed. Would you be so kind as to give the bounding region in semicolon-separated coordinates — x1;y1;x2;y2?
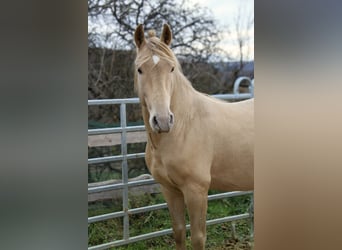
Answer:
161;186;186;250
183;183;209;250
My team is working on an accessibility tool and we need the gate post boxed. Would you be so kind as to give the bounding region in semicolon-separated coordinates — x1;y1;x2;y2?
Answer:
120;103;129;240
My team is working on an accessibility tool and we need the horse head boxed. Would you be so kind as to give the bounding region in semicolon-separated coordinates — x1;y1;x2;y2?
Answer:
134;24;177;133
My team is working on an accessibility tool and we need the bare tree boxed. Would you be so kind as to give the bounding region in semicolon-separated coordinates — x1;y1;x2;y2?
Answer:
88;0;222;62
230;2;254;82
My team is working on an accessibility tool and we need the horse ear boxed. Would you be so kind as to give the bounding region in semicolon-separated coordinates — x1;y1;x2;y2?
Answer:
160;24;172;46
134;24;146;49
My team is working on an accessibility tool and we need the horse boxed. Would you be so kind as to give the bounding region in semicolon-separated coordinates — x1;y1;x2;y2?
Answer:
133;24;254;250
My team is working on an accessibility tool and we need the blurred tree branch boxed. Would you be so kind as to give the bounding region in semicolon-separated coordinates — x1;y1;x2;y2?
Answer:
88;0;222;62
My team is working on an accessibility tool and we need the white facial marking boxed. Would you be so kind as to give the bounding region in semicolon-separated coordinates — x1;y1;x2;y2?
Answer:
152;55;160;65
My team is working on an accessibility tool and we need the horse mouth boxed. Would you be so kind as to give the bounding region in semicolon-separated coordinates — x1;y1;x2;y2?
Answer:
157;127;170;133
153;123;171;133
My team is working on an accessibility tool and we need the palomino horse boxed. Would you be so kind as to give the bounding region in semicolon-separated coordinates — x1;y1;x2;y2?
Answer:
134;24;254;250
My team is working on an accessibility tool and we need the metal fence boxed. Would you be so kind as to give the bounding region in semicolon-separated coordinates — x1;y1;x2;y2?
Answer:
88;77;254;250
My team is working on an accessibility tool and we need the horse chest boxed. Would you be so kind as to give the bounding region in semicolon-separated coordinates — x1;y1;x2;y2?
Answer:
146;150;184;189
149;162;180;189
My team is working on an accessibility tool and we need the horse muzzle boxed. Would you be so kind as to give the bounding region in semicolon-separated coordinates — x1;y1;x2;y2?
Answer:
150;112;174;133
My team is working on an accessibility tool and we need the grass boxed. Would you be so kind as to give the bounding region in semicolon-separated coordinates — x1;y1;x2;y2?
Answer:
88;192;253;249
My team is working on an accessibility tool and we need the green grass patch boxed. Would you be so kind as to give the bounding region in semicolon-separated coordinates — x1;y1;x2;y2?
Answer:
88;193;253;249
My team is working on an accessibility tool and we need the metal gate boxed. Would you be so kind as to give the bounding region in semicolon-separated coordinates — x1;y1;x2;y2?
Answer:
88;77;254;250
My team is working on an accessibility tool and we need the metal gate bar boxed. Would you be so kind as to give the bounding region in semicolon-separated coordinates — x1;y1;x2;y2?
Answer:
88;191;253;224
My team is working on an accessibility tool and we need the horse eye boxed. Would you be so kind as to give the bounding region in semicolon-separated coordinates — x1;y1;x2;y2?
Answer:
137;68;142;74
171;67;174;72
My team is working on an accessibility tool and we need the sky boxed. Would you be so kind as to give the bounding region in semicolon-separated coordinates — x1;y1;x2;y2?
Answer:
184;0;254;61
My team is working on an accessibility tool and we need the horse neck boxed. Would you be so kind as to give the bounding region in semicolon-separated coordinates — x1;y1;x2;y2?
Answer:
170;72;197;119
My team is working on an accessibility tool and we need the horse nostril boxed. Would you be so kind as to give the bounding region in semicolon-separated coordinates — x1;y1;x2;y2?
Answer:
170;113;174;124
153;116;158;126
